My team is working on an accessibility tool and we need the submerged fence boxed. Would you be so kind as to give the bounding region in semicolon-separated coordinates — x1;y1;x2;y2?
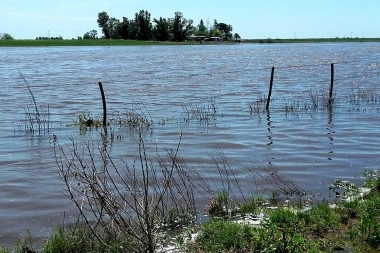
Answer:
18;59;380;134
111;60;380;121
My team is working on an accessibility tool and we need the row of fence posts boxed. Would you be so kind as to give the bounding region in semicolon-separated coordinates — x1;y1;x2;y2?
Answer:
98;64;336;129
265;63;335;111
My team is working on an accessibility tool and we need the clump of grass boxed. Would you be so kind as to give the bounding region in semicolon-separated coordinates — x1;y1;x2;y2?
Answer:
193;219;271;253
22;104;50;134
42;225;134;253
345;88;379;105
181;96;218;125
122;109;152;128
69;112;104;134
307;203;341;235
71;112;103;127
363;169;380;192
204;189;229;217
238;196;264;215
249;94;267;114
0;248;10;253
110;106;153;130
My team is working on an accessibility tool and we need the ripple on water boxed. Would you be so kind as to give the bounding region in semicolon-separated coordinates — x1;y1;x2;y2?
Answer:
1;43;380;246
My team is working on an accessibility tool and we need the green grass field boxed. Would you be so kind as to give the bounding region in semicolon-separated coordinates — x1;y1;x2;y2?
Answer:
0;39;178;47
247;37;380;44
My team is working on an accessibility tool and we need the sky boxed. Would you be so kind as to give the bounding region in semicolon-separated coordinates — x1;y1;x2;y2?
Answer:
1;0;379;40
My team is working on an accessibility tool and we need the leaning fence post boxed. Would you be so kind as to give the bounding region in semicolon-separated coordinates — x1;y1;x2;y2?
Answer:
328;63;334;107
98;81;107;127
266;67;275;111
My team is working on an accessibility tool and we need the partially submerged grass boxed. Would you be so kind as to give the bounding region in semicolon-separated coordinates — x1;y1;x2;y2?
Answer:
181;96;218;125
248;88;380;117
68;112;104;134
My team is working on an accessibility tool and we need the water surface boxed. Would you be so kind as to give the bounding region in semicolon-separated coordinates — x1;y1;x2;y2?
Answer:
1;43;380;246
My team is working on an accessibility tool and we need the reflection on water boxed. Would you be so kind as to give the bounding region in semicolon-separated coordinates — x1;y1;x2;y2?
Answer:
327;108;334;160
1;43;380;246
266;111;273;146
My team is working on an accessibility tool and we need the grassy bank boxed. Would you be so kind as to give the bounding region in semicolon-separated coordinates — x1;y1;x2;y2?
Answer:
0;39;178;47
2;37;380;47
0;171;379;253
246;37;380;44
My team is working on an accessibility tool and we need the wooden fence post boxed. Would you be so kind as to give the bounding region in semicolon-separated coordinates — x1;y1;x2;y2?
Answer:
328;63;334;107
266;67;275;111
98;81;107;127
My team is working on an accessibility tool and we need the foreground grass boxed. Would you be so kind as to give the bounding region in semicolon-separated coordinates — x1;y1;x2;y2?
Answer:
187;174;380;253
1;174;379;253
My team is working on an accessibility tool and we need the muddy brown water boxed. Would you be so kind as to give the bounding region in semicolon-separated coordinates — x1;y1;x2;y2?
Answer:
1;43;380;247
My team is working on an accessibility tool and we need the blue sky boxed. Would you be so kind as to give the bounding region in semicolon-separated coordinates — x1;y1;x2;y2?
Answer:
1;0;379;39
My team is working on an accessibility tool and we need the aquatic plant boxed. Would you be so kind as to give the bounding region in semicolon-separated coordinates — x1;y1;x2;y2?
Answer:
18;69;50;134
181;96;218;125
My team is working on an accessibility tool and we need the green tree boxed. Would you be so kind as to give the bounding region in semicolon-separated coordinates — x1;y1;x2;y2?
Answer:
209;29;223;37
0;33;14;39
108;17;121;39
83;32;90;39
135;10;152;40
213;20;233;39
170;12;193;41
83;30;98;39
195;19;208;36
89;30;98;39
97;11;111;39
152;17;170;41
128;20;139;39
233;33;241;42
117;17;131;39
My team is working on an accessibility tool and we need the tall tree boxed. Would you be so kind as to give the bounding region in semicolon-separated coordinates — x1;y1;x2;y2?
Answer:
97;11;111;39
152;17;170;41
135;10;152;40
117;17;131;40
195;19;208;36
233;33;241;42
170;12;193;41
128;20;139;39
108;17;121;39
213;20;233;39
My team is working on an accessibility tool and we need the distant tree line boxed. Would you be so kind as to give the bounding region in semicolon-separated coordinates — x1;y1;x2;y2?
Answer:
36;36;63;40
83;10;240;42
0;33;14;39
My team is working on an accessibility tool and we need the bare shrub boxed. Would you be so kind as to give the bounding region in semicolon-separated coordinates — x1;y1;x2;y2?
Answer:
54;129;197;253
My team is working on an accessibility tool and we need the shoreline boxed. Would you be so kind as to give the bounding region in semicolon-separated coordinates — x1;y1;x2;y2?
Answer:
1;37;380;47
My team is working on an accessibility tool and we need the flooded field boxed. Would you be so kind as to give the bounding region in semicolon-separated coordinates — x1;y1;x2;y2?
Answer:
1;43;380;246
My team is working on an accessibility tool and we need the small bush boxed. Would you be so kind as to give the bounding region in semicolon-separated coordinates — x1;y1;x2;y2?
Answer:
307;203;341;235
42;226;134;253
239;196;263;215
0;247;11;253
195;219;268;252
